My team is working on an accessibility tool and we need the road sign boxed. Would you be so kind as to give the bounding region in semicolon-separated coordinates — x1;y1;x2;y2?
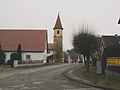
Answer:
107;57;120;66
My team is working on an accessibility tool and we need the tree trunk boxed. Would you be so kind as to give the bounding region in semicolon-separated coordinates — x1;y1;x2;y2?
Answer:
83;55;86;68
86;56;90;72
92;59;96;67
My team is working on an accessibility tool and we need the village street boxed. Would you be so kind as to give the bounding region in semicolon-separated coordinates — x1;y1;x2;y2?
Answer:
0;64;103;90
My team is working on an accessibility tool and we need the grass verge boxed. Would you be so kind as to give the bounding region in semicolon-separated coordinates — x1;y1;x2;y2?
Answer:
75;65;120;90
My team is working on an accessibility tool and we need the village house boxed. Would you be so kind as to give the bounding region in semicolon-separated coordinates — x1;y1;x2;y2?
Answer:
100;34;120;53
47;43;54;63
48;43;53;57
0;29;48;63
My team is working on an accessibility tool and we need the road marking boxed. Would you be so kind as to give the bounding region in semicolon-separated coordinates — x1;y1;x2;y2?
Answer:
68;70;73;74
33;81;44;85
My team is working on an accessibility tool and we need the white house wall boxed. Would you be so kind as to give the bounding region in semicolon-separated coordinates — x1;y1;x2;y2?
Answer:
47;50;53;57
44;34;48;63
22;52;44;61
5;51;47;63
5;52;12;63
44;49;47;63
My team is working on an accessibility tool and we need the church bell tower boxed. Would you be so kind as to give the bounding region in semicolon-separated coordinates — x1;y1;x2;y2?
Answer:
53;14;63;62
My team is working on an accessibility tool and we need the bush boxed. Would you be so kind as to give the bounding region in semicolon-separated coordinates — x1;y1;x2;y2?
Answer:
7;59;14;67
7;52;18;67
0;50;6;65
10;52;18;60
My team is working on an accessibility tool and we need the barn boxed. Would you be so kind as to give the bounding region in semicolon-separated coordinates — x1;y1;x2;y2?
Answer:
0;29;48;63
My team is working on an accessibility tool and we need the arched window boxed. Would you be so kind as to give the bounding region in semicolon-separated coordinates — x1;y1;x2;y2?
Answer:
57;30;59;34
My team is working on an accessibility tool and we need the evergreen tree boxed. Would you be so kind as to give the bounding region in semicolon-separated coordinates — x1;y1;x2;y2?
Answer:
0;44;6;65
17;44;22;63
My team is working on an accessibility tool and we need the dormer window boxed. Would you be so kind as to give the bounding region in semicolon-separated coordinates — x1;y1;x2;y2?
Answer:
57;30;59;34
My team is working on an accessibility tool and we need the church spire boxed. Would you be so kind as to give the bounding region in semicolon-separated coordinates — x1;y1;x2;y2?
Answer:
53;14;63;30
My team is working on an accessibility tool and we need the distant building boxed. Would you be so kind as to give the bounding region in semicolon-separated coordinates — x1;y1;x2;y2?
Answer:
0;29;48;63
48;43;53;57
47;43;54;63
100;34;120;53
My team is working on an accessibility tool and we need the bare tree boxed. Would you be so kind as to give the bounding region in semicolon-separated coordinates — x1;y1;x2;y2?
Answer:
72;24;98;72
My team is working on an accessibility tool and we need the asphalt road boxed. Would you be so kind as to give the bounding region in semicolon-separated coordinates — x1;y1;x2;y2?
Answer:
0;63;103;90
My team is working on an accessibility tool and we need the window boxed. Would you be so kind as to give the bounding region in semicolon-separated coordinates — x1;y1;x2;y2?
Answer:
26;55;31;60
57;30;59;34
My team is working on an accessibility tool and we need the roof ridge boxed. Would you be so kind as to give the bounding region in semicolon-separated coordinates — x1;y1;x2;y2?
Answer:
0;29;47;31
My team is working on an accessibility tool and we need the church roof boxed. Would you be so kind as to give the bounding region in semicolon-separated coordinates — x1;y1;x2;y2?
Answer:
0;29;48;52
53;14;63;30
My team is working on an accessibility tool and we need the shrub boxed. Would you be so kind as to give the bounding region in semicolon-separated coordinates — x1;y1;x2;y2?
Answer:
0;49;6;65
7;59;14;67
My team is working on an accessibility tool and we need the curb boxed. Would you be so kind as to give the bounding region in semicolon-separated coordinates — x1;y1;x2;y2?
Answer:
63;67;117;90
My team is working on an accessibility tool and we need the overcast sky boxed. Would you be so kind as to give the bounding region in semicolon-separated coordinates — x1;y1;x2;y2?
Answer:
0;0;120;50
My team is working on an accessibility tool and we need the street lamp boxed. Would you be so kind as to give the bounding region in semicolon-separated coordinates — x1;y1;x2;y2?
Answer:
118;18;120;24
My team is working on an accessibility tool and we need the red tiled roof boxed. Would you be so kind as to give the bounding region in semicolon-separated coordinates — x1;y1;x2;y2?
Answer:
48;43;53;50
0;29;48;52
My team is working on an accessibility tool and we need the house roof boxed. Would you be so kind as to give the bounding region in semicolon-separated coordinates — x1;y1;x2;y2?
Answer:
48;43;53;50
102;35;120;46
53;14;63;30
0;29;48;52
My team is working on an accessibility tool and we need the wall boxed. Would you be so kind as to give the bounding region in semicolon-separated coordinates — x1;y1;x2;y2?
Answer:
54;29;62;37
47;50;53;57
22;52;44;61
5;52;12;63
5;51;47;63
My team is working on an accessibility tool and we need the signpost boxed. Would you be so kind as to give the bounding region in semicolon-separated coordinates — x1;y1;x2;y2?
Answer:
107;57;120;66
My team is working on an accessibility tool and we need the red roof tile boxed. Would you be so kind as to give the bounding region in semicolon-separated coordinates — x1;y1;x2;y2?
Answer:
0;29;48;52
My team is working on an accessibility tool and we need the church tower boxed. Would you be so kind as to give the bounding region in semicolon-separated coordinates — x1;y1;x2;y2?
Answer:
53;14;63;62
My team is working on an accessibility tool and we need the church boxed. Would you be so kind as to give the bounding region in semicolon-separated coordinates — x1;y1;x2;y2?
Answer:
0;14;63;63
53;14;63;62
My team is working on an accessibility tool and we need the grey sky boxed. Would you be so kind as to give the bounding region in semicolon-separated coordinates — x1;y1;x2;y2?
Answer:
0;0;120;50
